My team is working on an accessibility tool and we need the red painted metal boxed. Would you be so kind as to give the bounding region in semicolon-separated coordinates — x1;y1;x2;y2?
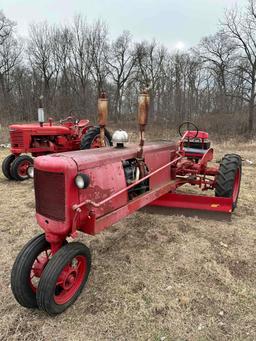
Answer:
81;179;181;235
12;119;243;313
73;154;182;211
186;131;209;139
34;142;178;240
35;154;78;243
31;127;240;265
149;192;233;213
9;119;91;157
32;132;237;246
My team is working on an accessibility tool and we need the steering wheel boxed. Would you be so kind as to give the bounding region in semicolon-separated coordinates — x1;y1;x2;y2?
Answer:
178;121;199;139
60;115;79;125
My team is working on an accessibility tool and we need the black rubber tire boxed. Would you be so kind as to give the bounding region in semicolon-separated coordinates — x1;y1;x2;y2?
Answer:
215;154;242;209
10;155;33;181
2;154;16;179
80;126;112;150
37;242;91;315
11;234;50;308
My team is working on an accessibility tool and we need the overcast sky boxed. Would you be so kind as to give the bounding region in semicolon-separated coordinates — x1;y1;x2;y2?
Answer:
0;0;248;50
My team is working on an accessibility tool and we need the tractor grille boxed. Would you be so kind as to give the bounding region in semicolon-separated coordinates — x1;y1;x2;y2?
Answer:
10;130;24;147
35;170;65;221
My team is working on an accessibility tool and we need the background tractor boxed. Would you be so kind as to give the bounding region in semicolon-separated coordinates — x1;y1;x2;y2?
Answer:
2;94;112;181
10;90;242;315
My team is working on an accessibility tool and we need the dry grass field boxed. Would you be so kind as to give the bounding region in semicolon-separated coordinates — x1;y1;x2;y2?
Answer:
0;137;256;341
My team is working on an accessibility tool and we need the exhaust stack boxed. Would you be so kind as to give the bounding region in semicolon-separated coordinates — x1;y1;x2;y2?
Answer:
98;91;108;147
38;95;45;127
137;89;150;158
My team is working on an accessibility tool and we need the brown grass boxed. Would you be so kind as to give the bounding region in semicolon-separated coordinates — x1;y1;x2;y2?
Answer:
0;138;256;341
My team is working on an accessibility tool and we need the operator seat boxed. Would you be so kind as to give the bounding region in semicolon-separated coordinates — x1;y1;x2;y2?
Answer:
183;131;211;159
77;119;90;128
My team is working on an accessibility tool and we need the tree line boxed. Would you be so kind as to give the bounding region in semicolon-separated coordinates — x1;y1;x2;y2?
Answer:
1;0;256;136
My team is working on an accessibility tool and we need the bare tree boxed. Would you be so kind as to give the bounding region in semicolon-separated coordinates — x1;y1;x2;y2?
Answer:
69;16;91;94
0;11;15;46
223;1;256;133
0;34;22;94
28;22;60;104
135;41;167;120
106;31;136;120
196;30;236;113
87;20;109;94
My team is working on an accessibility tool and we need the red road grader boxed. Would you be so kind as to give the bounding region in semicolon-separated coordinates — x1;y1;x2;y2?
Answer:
2;95;112;181
11;90;242;315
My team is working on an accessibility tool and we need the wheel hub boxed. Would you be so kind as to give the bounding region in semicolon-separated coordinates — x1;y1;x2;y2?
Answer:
18;160;31;177
54;256;87;304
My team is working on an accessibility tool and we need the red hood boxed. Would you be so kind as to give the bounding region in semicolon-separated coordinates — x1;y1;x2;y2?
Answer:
9;123;71;135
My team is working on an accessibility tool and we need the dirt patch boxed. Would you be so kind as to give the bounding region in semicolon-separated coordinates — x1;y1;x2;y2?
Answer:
0;140;256;340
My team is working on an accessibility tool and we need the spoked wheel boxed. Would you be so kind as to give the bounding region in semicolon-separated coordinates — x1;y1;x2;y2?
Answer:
11;234;51;308
37;242;91;315
10;155;33;181
80;126;112;149
2;154;16;179
178;121;199;138
215;154;242;210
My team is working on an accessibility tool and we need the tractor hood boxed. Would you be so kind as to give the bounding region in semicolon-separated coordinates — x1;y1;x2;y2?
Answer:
54;141;177;171
9;123;71;135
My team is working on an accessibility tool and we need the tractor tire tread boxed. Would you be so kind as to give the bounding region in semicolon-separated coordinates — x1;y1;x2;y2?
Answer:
10;155;33;181
80;126;112;150
11;234;49;308
215;154;242;207
2;154;16;179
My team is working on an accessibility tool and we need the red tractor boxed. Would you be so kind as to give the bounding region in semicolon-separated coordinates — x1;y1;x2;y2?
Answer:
2;95;112;181
11;91;242;315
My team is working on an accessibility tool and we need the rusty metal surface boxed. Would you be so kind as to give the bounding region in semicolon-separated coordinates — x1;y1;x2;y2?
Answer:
64;141;177;171
149;192;233;213
34;154;78;242
98;92;108;127
138;90;150;126
79;179;179;235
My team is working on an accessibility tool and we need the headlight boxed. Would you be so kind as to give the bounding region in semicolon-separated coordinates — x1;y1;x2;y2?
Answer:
74;173;90;189
27;166;34;178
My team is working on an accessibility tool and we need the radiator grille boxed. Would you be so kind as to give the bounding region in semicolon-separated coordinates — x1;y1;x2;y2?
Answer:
10;131;24;147
35;170;65;221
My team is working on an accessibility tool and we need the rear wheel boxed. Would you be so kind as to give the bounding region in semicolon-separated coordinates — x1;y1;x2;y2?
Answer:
10;155;33;181
80;126;112;149
37;242;91;315
2;154;16;179
215;154;242;210
11;234;51;308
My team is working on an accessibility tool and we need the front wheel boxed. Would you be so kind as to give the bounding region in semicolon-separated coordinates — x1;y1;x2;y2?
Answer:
10;155;33;181
215;154;242;210
11;234;51;308
80;126;112;149
36;242;91;315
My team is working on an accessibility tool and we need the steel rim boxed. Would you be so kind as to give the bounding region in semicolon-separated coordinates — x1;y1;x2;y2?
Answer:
91;135;110;148
54;256;87;304
29;249;52;293
18;160;32;177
